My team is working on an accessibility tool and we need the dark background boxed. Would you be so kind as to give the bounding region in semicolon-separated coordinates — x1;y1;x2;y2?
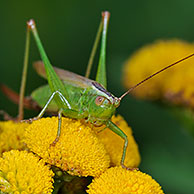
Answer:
1;1;194;193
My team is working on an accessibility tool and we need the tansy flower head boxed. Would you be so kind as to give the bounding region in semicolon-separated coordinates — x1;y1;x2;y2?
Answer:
87;167;164;194
0;120;29;156
0;150;54;193
96;115;140;168
123;39;194;108
25;117;110;177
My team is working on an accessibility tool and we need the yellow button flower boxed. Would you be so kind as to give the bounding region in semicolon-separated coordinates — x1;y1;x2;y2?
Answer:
96;115;140;168
0;150;54;194
123;39;194;108
25;117;110;177
87;167;164;194
0;120;29;156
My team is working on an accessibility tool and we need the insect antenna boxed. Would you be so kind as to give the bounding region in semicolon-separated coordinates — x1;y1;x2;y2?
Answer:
119;53;194;100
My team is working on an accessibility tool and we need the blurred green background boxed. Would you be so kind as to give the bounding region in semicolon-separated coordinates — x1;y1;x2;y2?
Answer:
1;1;194;193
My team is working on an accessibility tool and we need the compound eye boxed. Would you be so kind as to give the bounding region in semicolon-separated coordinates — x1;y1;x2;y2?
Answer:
95;96;105;106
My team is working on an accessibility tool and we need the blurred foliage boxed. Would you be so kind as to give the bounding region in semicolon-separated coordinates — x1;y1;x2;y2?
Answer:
1;0;194;193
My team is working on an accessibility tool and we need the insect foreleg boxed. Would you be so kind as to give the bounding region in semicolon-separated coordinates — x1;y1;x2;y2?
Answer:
96;125;108;133
106;120;131;169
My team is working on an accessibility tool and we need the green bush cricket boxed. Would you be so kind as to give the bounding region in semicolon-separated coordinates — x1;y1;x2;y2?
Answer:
2;11;194;169
26;12;131;169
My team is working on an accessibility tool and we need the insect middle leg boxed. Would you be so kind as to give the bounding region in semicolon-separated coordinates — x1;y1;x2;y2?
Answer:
24;91;69;123
44;91;82;145
51;108;63;146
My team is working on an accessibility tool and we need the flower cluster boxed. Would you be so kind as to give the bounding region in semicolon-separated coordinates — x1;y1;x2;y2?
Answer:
0;120;29;156
87;167;164;194
0;150;54;193
25;116;110;177
24;115;140;177
123;39;194;108
0;114;164;193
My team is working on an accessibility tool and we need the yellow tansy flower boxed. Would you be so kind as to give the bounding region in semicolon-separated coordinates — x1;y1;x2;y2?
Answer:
25;117;110;177
123;39;194;108
0;150;54;194
0;120;29;156
96;115;140;168
163;62;194;107
87;167;164;194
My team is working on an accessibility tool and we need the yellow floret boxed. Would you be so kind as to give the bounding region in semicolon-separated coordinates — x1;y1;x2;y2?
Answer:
0;120;29;156
96;115;140;168
123;39;194;108
24;117;110;177
0;150;54;194
87;167;164;194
